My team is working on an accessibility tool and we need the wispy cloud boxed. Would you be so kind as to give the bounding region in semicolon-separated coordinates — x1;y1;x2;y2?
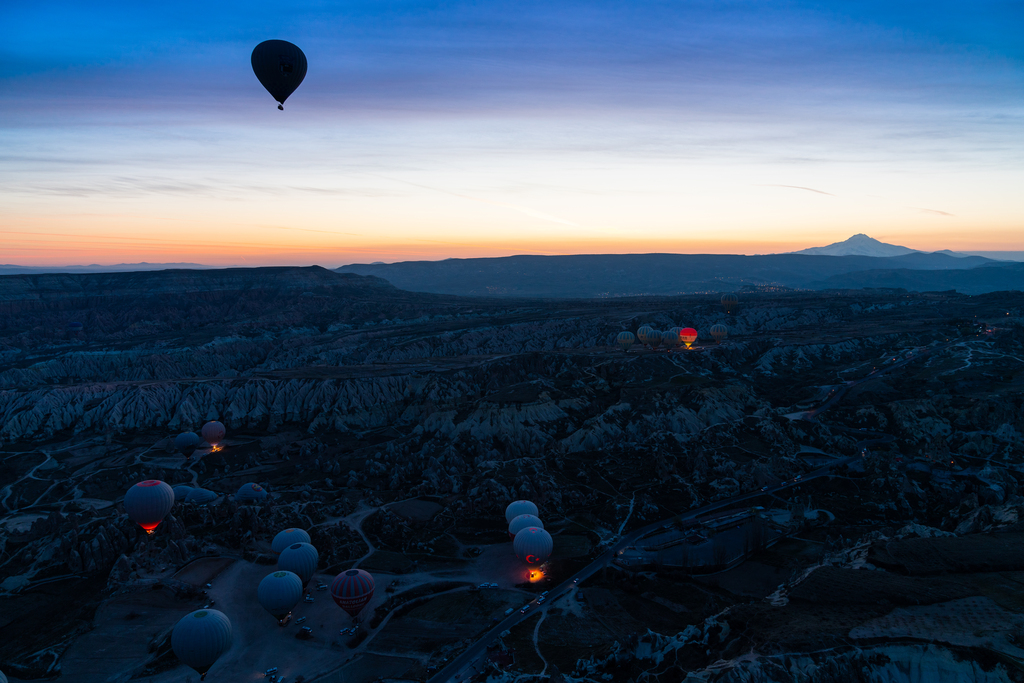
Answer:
375;175;580;228
918;208;956;217
758;184;835;196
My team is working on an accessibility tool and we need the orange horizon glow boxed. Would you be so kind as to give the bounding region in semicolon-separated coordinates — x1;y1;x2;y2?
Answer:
6;214;1024;268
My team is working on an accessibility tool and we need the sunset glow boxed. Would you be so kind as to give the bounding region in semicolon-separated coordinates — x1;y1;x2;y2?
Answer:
2;1;1022;266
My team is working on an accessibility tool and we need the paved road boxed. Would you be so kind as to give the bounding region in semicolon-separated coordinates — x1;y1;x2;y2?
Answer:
429;336;979;683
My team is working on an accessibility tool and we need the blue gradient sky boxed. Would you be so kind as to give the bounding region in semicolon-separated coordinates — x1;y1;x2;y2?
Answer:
2;1;1022;265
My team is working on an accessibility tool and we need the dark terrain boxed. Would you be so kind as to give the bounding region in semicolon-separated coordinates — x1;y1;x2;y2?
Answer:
2;266;1024;682
339;252;1024;297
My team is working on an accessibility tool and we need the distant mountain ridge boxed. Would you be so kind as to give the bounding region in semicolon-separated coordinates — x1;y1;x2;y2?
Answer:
337;251;1008;298
0;262;215;275
790;234;921;257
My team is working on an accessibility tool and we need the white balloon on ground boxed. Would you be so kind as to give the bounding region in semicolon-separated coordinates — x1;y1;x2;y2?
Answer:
504;500;539;524
258;570;304;622
236;483;268;504
278;542;319;585
172;485;194;503
171;609;232;680
514;527;553;564
272;528;311;554
509;514;544;538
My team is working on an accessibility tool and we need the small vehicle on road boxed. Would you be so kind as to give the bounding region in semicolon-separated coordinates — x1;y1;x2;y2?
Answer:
540;591;549;597
761;485;769;491
793;474;802;482
295;617;306;624
316;583;328;591
504;607;514;616
265;668;279;677
537;597;546;604
520;605;531;614
573;578;579;584
303;595;314;603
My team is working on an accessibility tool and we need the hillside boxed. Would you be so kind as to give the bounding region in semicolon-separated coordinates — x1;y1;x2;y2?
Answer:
809;261;1024;294
338;252;995;297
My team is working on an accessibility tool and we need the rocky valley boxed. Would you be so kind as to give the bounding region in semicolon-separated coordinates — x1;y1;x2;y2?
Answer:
2;266;1024;683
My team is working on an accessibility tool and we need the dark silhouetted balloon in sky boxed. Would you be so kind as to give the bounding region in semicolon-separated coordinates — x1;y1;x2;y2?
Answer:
251;40;307;110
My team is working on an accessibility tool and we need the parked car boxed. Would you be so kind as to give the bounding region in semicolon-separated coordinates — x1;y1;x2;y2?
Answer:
520;605;530;614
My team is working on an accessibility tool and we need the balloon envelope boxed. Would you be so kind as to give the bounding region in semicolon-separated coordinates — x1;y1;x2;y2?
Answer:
721;293;738;312
251;40;307;107
172;485;194;503
509;514;544;538
171;609;232;678
186;488;218;504
616;331;635;351
662;329;681;348
125;480;174;534
680;328;698;347
174;432;202;458
258;570;303;621
330;568;375;617
236;482;268;504
514;527;553;564
278;542;319;585
272;528;311;554
710;324;728;343
636;326;655;345
201;421;225;446
505;500;539;524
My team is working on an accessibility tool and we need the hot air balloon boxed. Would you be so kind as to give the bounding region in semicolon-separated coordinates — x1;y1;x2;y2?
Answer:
636;325;655;346
186;488;219;504
680;328;698;349
514;527;553;564
201;421;225;448
172;485;194;503
616;331;635;352
330;568;375;618
272;528;311;554
236;483;268;504
721;293;738;314
509;513;544;538
710;324;728;343
171;609;232;680
649;330;663;349
174;432;202;459
278;542;319;585
258;570;303;623
251;40;307;110
662;329;681;349
505;500;539;525
124;480;175;534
